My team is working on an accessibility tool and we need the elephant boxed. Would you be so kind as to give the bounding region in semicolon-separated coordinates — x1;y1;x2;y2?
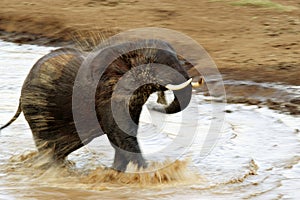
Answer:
0;39;202;171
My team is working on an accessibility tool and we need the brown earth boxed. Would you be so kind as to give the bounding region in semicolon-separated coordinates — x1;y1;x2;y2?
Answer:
0;0;299;84
0;0;299;114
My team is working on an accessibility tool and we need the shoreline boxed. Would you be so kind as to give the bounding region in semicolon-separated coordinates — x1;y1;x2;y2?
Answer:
0;0;299;115
1;30;299;115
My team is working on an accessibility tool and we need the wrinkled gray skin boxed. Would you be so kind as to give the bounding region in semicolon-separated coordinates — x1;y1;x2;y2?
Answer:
0;40;192;172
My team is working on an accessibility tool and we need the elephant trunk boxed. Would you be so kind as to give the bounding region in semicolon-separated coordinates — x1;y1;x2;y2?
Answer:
164;82;192;114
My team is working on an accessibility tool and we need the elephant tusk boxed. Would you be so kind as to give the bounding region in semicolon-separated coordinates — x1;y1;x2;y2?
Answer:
191;77;204;88
166;78;192;91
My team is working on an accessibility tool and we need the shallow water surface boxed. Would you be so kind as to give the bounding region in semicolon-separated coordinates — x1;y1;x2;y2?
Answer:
0;40;299;199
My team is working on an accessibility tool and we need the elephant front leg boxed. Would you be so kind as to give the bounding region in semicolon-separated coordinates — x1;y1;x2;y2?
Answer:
108;133;147;172
112;148;129;171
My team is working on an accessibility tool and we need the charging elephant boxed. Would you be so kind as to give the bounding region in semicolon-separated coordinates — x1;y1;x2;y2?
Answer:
0;39;202;171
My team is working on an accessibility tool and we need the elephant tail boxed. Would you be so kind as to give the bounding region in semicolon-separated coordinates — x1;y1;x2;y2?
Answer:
0;100;22;130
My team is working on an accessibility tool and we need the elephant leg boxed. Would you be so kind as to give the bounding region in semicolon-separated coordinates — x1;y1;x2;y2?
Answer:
107;132;147;172
25;115;83;164
32;132;78;160
112;148;130;171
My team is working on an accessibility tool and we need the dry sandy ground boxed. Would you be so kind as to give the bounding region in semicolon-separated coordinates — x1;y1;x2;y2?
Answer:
0;0;299;84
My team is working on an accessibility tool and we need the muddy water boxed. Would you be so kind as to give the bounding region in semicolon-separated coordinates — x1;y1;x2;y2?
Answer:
0;40;300;199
